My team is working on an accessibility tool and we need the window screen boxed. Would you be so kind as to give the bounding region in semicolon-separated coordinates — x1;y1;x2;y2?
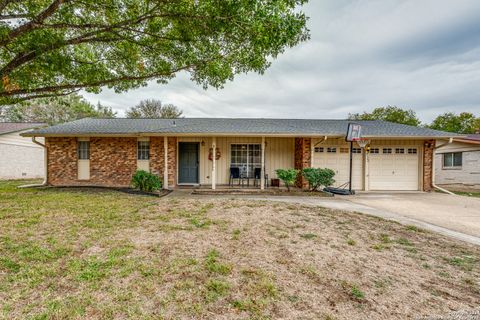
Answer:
77;141;90;160
443;152;462;168
137;141;150;160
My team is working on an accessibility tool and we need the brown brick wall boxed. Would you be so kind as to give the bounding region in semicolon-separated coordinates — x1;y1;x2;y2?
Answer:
89;137;137;187
46;137;78;185
168;137;177;187
150;137;165;177
46;136;176;188
294;137;311;189
423;139;435;192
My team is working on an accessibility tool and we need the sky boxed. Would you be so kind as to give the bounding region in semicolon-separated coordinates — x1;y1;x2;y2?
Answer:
83;0;480;123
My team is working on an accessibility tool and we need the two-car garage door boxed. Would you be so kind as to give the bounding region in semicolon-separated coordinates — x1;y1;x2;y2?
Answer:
369;146;420;191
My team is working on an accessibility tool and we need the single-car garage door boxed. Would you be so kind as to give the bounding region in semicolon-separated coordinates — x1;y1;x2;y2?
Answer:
312;145;363;190
369;146;420;191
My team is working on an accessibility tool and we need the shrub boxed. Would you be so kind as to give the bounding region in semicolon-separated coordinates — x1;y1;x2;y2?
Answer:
275;169;298;191
301;168;335;191
131;170;162;192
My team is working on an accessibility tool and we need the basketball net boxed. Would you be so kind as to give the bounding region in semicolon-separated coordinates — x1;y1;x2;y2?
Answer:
355;138;370;148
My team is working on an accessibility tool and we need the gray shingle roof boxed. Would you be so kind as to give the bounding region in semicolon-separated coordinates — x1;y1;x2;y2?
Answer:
22;118;458;138
0;122;46;135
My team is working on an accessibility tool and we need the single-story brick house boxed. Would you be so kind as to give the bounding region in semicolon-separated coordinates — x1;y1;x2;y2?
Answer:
0;122;46;179
22;118;458;191
435;134;480;191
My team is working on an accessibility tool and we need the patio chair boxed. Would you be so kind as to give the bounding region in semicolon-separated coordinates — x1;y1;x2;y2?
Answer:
229;167;241;187
253;168;269;188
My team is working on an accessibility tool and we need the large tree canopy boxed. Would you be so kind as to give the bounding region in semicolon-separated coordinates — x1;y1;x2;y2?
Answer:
0;93;116;124
0;0;309;105
126;99;183;118
348;106;421;126
428;112;480;134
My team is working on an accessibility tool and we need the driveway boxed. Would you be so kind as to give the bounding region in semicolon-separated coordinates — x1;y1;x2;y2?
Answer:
173;191;480;245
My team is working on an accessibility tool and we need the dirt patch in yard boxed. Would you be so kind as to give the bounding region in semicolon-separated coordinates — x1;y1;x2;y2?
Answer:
0;180;479;319
119;199;480;319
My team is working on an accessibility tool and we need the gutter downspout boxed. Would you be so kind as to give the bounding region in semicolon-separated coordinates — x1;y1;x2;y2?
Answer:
32;137;48;186
432;138;455;195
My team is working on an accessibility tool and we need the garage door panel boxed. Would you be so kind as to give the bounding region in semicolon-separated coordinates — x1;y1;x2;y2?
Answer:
369;146;419;191
313;148;363;190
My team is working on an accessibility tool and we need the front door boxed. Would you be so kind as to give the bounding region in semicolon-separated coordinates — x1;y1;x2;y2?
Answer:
178;142;199;184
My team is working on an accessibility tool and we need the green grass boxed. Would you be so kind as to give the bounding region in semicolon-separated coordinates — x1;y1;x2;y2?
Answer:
453;191;480;198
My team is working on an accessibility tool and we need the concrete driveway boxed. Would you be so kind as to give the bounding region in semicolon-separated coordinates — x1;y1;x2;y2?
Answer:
346;192;480;239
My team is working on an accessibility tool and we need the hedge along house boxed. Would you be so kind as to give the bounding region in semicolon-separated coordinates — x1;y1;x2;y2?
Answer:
22;118;458;192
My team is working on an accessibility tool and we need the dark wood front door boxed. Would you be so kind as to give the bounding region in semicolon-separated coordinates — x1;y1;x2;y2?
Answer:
178;142;199;184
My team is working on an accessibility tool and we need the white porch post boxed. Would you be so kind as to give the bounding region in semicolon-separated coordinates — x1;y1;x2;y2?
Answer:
261;136;265;190
212;137;216;190
163;136;169;190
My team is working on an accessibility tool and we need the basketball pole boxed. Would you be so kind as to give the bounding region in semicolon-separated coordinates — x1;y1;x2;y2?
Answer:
349;141;353;194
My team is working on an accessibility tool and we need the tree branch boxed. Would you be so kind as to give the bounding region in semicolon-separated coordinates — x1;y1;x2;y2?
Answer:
0;0;67;47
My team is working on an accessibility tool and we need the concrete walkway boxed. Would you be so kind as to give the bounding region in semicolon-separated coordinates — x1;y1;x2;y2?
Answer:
169;190;480;246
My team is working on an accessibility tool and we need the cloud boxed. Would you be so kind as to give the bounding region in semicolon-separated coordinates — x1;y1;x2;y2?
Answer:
83;0;480;123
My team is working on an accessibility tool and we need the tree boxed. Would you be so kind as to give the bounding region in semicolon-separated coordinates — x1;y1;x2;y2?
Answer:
0;1;309;105
0;93;116;124
348;106;421;126
428;112;479;134
126;99;183;118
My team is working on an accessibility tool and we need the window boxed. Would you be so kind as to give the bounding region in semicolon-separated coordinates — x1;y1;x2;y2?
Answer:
314;147;324;153
370;148;379;154
231;144;261;178
382;148;392;154
77;141;90;160
395;148;405;154
137;141;150;160
407;148;417;155
340;147;349;154
352;148;362;154
443;152;462;168
327;147;337;153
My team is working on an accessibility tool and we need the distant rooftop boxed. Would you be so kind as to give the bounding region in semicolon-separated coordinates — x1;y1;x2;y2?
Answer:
22;118;458;138
0;122;46;135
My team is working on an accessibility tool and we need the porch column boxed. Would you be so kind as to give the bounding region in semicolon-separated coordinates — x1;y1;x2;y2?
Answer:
261;136;265;190
212;137;216;190
163;136;169;189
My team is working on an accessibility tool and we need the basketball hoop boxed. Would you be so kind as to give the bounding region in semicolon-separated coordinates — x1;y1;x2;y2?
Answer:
356;138;370;148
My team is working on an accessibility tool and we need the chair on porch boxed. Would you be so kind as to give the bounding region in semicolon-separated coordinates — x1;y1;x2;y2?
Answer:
253;168;269;188
229;167;241;187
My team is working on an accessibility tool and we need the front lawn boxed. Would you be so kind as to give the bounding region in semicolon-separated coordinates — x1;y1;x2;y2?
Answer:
0;180;479;319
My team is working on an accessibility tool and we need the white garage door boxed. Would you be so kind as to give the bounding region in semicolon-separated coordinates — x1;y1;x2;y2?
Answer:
369;146;420;191
312;146;363;190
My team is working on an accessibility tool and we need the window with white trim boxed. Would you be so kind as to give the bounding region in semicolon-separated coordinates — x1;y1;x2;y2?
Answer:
443;152;462;168
77;141;90;160
137;141;150;160
352;148;362;154
407;148;418;155
231;144;261;178
395;148;405;154
370;148;379;154
382;148;392;154
314;147;324;153
340;147;349;154
327;147;337;153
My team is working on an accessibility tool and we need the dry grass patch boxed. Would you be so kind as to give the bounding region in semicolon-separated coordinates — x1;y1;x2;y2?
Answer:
0;180;479;319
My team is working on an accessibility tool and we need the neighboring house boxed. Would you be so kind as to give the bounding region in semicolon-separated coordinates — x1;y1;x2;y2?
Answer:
0;122;46;179
435;134;480;190
22;118;458;191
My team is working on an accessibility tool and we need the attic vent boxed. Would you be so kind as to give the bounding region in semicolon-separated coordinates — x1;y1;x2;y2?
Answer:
172;120;176;127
